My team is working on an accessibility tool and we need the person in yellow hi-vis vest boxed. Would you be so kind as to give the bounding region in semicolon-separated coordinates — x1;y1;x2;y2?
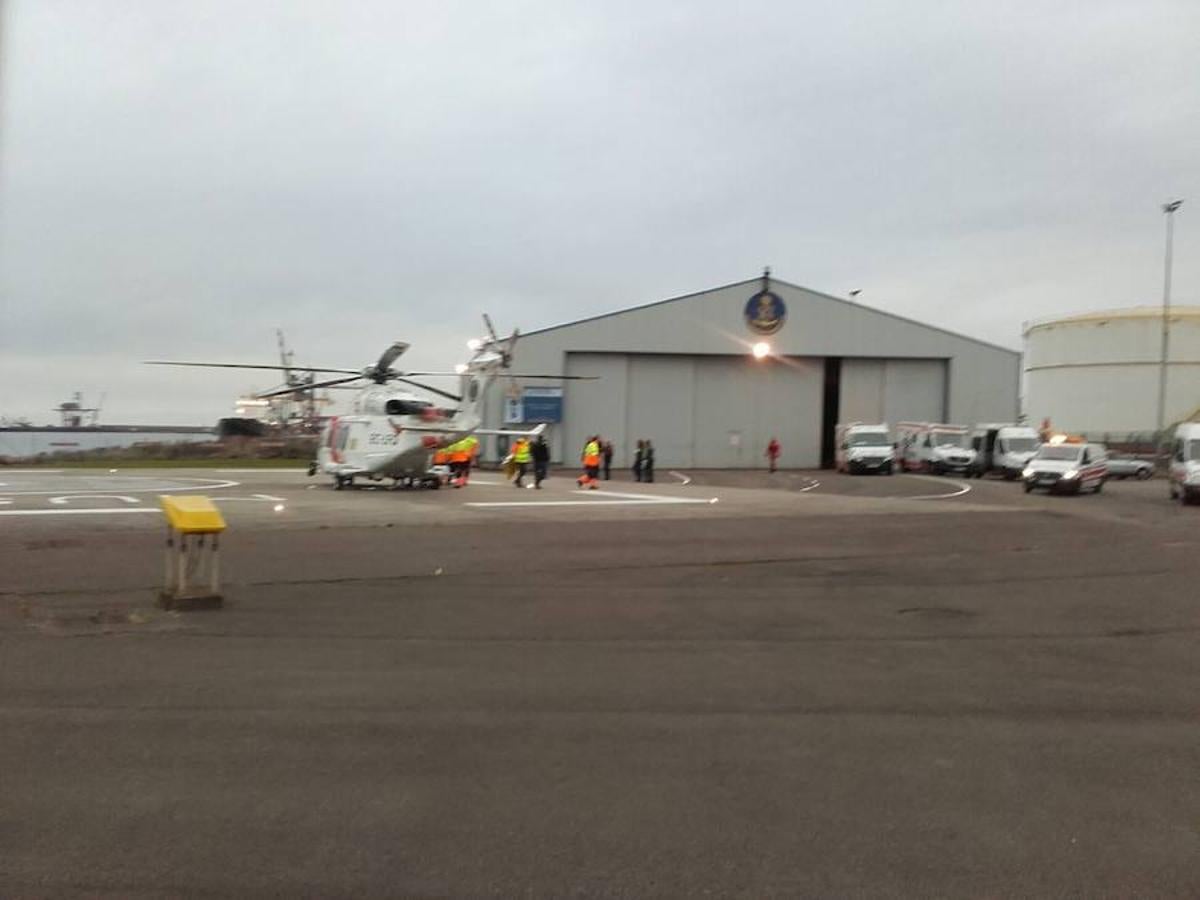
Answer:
577;435;601;489
511;437;533;488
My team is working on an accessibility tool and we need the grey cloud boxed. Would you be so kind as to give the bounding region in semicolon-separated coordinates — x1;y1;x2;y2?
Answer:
2;0;1197;423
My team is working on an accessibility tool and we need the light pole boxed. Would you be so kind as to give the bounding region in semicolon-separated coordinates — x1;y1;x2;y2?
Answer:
1156;200;1184;453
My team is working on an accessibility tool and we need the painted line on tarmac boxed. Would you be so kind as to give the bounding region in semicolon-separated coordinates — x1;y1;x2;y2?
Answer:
669;470;692;485
0;508;160;517
252;493;287;501
466;498;712;508
573;488;712;504
901;474;973;500
0;469;64;474
799;479;821;492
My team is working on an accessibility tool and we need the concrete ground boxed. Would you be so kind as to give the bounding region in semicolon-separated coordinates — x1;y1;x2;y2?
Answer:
2;466;1199;897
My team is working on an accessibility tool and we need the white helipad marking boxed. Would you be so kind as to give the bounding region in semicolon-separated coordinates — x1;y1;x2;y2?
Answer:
799;479;821;492
467;499;709;508
252;493;287;501
49;495;141;505
3;477;239;496
0;508;159;517
0;499;11;505
216;468;308;473
669;470;692;485
901;474;972;500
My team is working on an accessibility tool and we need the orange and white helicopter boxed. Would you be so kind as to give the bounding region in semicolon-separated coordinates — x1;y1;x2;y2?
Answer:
148;316;588;490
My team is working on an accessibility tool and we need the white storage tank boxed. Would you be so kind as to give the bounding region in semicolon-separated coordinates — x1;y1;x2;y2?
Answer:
1023;306;1200;438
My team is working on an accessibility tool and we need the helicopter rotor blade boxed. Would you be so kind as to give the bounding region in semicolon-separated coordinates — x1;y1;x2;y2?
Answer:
253;375;363;399
391;377;462;403
482;313;499;344
144;361;361;375
373;342;409;374
503;373;599;380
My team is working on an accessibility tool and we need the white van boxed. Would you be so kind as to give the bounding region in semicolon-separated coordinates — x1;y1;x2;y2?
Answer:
1168;422;1200;504
896;422;976;475
969;424;1041;480
835;423;894;475
1022;441;1109;494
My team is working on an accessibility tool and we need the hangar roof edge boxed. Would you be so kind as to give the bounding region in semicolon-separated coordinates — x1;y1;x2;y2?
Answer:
520;276;1020;357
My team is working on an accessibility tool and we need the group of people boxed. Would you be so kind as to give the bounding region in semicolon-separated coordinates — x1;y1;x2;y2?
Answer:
454;433;659;491
450;433;778;489
507;435;551;488
631;439;655;482
432;434;480;487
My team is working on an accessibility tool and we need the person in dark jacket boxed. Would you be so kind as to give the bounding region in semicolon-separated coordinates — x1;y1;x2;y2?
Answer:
632;439;644;482
642;439;655;483
601;440;614;480
531;435;550;489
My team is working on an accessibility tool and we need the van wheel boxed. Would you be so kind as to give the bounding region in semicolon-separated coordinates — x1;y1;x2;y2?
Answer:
1094;479;1104;494
1137;467;1152;480
1023;482;1033;493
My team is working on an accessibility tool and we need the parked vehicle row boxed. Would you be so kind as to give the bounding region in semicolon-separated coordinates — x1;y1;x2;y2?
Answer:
834;418;1200;508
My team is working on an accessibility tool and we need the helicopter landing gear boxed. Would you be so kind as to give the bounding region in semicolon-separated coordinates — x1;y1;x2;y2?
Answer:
333;475;354;491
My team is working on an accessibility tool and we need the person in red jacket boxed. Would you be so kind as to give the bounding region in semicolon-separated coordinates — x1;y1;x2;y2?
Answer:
766;437;781;473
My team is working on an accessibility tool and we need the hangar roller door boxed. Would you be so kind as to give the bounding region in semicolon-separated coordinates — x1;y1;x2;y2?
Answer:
566;353;825;469
563;353;627;465
692;356;823;468
839;359;947;425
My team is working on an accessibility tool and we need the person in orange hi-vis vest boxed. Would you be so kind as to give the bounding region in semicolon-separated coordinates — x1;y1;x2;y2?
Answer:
447;438;471;488
432;446;451;485
577;436;602;490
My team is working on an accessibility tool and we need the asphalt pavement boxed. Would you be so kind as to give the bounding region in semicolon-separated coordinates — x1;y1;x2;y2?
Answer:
2;467;1199;897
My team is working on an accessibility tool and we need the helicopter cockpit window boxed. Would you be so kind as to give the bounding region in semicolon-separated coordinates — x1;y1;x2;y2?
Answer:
386;399;433;416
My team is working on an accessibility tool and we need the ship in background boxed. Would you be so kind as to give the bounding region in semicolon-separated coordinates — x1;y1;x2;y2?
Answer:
2;332;334;458
217;330;335;438
0;391;214;459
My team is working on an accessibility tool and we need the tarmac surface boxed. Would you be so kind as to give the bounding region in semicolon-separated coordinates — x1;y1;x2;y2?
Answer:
3;466;1200;896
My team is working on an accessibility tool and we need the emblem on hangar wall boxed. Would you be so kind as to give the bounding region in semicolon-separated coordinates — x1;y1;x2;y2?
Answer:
744;290;786;335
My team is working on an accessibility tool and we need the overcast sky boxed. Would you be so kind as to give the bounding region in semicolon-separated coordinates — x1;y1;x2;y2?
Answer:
1;0;1197;425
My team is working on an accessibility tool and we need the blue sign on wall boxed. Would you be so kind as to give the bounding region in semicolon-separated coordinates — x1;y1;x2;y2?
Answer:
522;387;563;423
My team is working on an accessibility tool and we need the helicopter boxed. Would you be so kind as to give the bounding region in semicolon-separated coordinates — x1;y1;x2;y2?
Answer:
147;316;590;490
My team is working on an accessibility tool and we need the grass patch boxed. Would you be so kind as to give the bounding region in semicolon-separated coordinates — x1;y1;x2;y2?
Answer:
7;458;311;469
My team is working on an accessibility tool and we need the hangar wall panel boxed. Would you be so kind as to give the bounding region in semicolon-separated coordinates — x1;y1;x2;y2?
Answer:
563;354;627;464
627;356;695;468
692;356;822;468
839;360;886;423
839;359;946;425
882;359;946;424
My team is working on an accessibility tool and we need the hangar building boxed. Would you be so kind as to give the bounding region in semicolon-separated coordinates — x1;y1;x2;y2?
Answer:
484;273;1020;469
